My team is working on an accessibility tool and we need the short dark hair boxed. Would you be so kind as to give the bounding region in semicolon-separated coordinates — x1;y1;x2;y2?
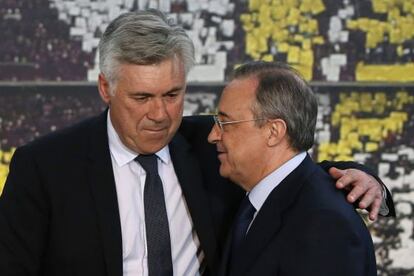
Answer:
233;61;318;151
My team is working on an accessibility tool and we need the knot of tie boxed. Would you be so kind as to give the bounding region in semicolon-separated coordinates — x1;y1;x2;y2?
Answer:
135;154;158;174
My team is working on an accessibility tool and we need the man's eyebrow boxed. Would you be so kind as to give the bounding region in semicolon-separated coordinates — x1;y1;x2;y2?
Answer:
130;91;152;96
217;111;230;119
163;86;185;94
128;86;185;96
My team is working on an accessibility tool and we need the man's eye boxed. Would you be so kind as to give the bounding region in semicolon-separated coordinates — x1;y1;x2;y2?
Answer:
164;93;180;101
166;93;178;98
134;96;149;101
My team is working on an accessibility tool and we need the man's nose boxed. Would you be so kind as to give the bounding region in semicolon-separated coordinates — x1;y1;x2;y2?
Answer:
207;121;222;144
147;98;168;122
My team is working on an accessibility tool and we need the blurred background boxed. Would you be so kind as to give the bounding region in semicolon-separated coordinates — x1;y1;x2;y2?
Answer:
0;0;413;274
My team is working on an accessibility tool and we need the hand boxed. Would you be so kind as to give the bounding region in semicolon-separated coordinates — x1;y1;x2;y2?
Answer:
329;167;383;221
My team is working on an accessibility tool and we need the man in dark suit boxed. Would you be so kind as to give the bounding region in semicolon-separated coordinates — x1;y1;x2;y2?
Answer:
0;10;391;276
208;61;378;275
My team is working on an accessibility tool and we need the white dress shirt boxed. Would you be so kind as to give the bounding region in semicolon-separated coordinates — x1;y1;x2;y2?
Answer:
248;152;307;222
107;112;202;276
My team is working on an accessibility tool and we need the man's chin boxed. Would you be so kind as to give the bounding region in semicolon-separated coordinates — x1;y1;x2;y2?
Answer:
133;139;170;155
219;166;230;179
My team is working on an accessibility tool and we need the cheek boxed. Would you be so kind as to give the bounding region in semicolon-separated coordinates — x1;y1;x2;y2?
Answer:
222;138;242;167
114;104;147;133
166;101;184;124
225;137;256;171
112;98;135;116
226;151;243;173
170;98;184;114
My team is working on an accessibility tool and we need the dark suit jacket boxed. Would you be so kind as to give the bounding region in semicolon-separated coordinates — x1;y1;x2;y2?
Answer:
0;112;243;275
0;113;392;275
219;155;377;276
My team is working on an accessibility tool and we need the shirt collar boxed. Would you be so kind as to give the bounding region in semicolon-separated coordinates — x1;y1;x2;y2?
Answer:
107;110;171;167
248;152;307;212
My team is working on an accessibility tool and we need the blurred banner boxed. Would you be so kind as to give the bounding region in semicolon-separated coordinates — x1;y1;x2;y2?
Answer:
1;0;414;275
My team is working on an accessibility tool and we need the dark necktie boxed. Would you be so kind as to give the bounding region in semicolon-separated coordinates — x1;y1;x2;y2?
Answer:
135;154;173;276
230;196;256;269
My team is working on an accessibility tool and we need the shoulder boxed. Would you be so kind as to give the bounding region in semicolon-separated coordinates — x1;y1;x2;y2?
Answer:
13;112;106;161
300;166;349;209
280;158;357;222
291;164;366;229
283;166;371;243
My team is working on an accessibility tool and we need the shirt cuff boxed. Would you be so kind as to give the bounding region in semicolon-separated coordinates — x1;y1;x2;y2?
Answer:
378;184;390;216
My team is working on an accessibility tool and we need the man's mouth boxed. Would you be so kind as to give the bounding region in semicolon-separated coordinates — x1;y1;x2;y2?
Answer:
147;128;166;131
144;127;168;133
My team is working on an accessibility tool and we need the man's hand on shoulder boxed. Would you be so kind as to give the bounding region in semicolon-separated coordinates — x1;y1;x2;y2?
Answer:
329;167;383;221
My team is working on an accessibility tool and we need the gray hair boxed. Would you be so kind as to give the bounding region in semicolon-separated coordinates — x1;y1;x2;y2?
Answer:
233;61;318;152
98;9;195;86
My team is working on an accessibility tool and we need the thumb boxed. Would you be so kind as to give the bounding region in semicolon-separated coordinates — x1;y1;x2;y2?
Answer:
329;167;345;180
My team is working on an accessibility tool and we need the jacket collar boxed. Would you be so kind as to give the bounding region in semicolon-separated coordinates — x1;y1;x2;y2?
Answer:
224;154;317;276
86;111;218;275
86;110;123;276
169;131;218;274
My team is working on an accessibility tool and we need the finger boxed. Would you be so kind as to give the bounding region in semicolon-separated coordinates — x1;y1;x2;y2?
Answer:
368;197;381;221
334;169;357;189
358;188;380;209
329;167;346;180
346;182;367;203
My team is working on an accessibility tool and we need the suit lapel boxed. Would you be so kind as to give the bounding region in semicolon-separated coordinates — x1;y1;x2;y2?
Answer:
217;228;233;276
83;113;220;276
86;111;123;276
169;133;218;273
231;155;317;275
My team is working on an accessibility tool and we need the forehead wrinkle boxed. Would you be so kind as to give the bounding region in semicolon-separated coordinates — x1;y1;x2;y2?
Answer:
219;83;257;121
114;60;185;95
119;58;184;81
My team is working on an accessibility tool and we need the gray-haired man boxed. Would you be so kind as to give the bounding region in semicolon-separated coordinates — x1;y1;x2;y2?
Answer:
0;10;392;276
208;61;377;275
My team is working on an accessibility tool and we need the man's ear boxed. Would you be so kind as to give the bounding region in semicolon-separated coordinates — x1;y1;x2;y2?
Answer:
267;119;287;147
98;73;112;104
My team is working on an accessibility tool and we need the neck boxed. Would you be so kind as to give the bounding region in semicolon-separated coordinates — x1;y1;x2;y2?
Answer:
243;146;299;191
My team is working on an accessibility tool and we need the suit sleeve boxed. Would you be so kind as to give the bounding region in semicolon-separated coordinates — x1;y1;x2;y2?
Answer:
285;209;376;276
0;147;49;275
318;160;395;217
